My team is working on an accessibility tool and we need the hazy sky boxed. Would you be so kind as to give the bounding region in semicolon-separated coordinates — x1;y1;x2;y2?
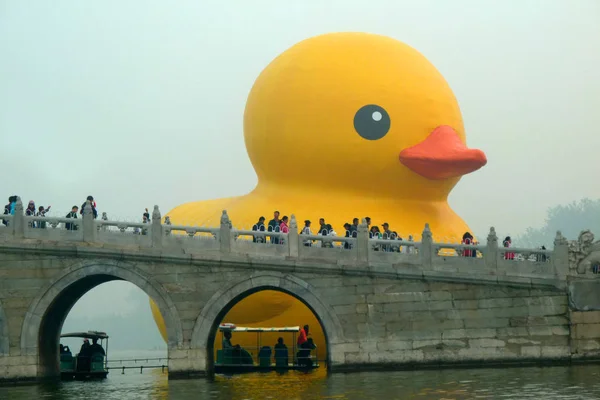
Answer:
2;1;600;325
2;0;599;237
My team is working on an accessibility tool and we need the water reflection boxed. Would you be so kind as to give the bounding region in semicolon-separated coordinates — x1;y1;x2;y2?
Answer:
3;365;600;399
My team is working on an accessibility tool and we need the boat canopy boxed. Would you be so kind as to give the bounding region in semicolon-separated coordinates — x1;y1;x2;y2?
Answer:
218;324;300;333
60;331;109;340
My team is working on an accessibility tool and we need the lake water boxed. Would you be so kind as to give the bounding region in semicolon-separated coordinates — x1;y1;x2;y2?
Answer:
3;362;600;399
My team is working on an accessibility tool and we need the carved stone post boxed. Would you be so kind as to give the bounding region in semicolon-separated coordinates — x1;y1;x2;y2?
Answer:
82;200;95;242
553;231;569;279
100;212;108;232
151;205;163;249
12;197;24;238
485;227;498;271
357;218;369;263
288;215;299;258
419;223;433;269
220;210;231;253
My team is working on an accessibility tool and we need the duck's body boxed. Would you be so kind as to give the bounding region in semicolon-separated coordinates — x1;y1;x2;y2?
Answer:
152;32;487;351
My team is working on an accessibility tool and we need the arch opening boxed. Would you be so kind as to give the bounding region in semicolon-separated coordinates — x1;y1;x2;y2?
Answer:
21;263;183;379
206;287;330;372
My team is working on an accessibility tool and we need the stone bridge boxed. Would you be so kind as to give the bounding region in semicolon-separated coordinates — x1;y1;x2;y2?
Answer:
1;199;600;382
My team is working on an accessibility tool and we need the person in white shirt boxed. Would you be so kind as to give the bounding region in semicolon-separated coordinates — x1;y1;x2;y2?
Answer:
301;220;312;247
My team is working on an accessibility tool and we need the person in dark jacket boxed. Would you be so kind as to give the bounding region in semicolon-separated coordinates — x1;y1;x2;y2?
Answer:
268;211;281;244
252;216;266;243
89;338;105;356
80;195;98;219
3;196;17;226
36;205;51;229
350;218;359;235
65;206;79;231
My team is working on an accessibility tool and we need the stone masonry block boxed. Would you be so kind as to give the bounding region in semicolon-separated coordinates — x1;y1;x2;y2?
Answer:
442;329;496;340
376;340;412;352
575;311;600;325
496;327;529;337
540;346;570;358
453;300;479;309
345;352;369;364
368;350;424;363
333;305;357;315
326;294;366;306
573;339;600;352
573;324;600;339
412;340;442;349
392;330;442;341
412;319;464;331
521;346;541;357
442;340;467;348
464;318;510;329
551;326;570;336
527;326;553;336
469;338;506;348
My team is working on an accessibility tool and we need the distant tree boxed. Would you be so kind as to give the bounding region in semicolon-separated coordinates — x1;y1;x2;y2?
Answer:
517;198;600;248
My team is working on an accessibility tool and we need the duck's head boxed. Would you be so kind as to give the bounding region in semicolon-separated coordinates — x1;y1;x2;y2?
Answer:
244;32;486;200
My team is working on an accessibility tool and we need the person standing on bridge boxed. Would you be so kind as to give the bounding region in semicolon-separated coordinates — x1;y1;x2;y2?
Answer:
80;196;98;219
503;236;515;260
350;218;359;236
25;201;36;228
252;216;266;243
65;206;78;231
279;216;289;245
301;220;312;247
36;205;51;229
2;196;16;226
268;211;281;244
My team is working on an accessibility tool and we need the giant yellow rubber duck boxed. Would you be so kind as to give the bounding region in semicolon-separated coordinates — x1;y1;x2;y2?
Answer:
151;32;487;354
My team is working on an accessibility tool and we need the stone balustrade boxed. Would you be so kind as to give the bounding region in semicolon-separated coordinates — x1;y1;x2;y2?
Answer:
0;198;573;290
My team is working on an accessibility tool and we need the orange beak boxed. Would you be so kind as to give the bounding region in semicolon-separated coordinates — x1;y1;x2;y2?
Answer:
399;125;487;180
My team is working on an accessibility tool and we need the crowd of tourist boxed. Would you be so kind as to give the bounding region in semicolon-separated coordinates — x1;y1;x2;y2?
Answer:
250;211;417;253
3;197;548;259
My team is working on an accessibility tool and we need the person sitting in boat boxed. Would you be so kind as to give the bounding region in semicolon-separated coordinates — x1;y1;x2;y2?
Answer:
59;344;72;356
90;338;105;356
274;337;288;367
222;331;253;365
297;338;316;367
77;339;92;371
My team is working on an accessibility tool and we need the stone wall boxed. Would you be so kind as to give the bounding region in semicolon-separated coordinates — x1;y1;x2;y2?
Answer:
296;274;570;368
570;311;600;359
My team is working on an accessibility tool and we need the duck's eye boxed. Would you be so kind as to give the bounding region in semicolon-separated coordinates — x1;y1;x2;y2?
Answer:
353;104;390;141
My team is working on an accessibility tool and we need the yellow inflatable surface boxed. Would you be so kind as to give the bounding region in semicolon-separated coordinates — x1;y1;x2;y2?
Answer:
151;32;487;354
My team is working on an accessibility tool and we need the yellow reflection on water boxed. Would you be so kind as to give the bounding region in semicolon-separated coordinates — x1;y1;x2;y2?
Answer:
214;368;329;400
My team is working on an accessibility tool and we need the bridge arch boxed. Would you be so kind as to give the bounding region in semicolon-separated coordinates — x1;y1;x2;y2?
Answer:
20;260;183;378
0;301;8;355
191;272;344;371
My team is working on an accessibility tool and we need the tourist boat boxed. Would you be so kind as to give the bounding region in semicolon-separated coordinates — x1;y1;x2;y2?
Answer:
215;324;319;373
59;331;109;380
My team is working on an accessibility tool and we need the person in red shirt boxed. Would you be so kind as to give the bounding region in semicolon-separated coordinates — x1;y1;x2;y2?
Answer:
297;325;309;347
503;236;515;260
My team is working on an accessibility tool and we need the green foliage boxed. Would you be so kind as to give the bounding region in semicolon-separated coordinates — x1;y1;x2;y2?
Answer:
517;198;600;248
